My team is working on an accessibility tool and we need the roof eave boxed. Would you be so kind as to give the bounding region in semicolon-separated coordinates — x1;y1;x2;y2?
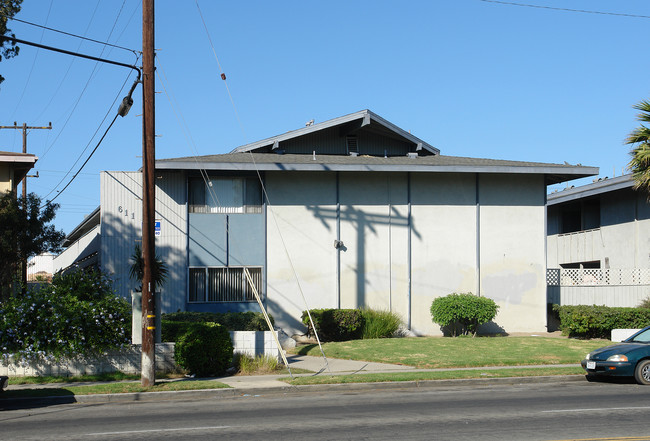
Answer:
548;174;635;205
63;206;101;246
156;159;597;178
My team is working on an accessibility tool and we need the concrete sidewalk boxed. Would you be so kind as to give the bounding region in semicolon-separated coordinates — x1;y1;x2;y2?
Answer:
2;354;583;404
216;354;418;389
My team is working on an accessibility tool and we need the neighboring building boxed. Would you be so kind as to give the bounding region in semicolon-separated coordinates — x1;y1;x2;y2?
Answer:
0;151;37;194
56;110;596;335
547;174;650;308
27;252;55;282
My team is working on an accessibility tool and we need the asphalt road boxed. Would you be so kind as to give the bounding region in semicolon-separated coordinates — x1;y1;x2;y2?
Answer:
2;380;650;440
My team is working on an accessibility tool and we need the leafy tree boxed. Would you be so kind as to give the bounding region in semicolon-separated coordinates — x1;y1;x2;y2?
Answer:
625;100;650;194
0;191;65;300
0;0;23;86
0;268;131;362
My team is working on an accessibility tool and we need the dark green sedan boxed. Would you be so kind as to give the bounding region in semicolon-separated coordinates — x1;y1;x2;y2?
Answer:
581;326;650;385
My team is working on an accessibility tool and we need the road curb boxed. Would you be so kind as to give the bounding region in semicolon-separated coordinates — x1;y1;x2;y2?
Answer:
0;374;588;407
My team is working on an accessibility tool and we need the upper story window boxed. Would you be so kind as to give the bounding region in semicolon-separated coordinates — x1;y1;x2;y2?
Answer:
189;177;262;214
560;197;600;234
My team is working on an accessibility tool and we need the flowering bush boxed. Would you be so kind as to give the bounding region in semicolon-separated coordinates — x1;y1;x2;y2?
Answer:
0;268;131;364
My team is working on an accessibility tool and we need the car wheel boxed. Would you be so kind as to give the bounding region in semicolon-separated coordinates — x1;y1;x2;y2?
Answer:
634;360;650;385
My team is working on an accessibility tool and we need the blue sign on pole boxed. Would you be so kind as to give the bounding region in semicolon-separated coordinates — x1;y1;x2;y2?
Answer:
154;221;161;236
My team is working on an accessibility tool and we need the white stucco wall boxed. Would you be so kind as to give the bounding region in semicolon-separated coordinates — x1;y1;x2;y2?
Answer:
265;172;339;332
410;173;478;335
478;174;547;333
265;171;548;336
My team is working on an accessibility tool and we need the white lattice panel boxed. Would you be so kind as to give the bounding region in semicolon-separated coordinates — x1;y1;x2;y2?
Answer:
547;268;650;286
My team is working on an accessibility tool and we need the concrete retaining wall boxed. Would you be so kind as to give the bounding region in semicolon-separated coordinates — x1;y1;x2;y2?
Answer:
1;331;280;377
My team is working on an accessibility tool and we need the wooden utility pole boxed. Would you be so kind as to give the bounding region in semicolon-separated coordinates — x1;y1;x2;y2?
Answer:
141;0;156;387
0;122;52;292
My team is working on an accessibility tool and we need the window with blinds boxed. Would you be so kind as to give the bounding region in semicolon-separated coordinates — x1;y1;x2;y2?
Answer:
188;266;262;302
189;177;262;214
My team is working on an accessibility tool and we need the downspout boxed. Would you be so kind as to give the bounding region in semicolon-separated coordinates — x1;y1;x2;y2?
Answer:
336;172;341;309
263;173;268;309
226;215;230;267
476;173;481;296
407;172;412;330
388;174;392;312
186;174;190;305
544;181;548;327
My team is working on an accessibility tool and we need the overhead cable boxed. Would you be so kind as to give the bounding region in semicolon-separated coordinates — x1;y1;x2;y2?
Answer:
479;0;650;19
9;17;138;55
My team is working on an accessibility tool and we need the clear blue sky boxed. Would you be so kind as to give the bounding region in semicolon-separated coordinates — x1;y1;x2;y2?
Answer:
1;0;648;234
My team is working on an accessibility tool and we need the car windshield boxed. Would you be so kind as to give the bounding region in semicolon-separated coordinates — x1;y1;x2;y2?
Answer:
628;328;650;343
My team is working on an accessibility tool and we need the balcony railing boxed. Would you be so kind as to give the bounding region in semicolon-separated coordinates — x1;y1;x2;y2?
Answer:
547;268;650;286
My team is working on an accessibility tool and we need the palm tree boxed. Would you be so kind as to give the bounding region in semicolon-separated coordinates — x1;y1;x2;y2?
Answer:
625;100;650;194
129;245;168;292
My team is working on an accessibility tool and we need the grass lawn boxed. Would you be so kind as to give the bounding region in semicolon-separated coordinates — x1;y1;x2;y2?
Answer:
289;336;608;369
283;366;586;386
1;337;610;397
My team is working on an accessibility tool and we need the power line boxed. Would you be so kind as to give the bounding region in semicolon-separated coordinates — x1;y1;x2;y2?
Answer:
41;67;138;200
46;113;119;205
479;0;650;19
9;16;138;55
35;1;103;123
195;0;247;141
10;0;54;120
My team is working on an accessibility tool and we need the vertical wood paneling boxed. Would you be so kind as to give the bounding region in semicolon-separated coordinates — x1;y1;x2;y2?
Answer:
101;171;188;313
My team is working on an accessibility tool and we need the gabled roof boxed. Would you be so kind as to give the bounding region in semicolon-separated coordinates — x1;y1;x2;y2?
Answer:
230;109;440;156
155;110;597;185
547;174;636;205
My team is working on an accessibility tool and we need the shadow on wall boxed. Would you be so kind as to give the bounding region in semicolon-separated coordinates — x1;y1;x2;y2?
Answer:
265;293;306;334
306;203;419;312
101;211;186;314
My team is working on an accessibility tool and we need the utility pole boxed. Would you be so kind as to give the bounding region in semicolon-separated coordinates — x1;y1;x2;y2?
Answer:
0;122;52;293
141;0;156;387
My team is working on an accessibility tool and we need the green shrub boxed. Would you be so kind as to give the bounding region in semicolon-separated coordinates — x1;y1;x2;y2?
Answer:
639;297;650;309
360;309;402;339
174;323;233;376
161;320;195;343
162;311;272;334
553;304;650;339
430;293;499;337
0;268;131;363
301;309;364;341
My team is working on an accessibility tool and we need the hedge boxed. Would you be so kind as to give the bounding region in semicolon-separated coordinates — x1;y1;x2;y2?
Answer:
301;309;364;342
174;322;233;376
554;304;650;339
161;311;273;342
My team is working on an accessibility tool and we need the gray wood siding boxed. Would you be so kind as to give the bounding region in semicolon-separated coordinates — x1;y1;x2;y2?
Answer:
548;285;649;308
101;171;188;313
278;126;414;156
281;126;347;155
